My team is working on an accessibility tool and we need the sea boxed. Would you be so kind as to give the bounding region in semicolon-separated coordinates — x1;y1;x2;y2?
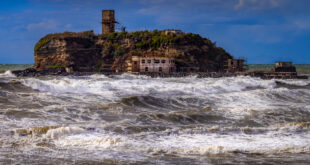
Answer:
0;64;310;164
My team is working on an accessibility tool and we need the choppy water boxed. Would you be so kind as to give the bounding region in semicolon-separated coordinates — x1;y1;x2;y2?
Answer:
0;70;310;164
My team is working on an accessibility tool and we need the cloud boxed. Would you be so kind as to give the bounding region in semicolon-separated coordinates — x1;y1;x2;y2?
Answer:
27;20;58;31
293;19;310;31
65;24;72;29
234;0;280;10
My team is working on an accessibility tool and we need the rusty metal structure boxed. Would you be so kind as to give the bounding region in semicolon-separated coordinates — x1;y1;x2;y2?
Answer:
102;10;117;34
272;62;296;72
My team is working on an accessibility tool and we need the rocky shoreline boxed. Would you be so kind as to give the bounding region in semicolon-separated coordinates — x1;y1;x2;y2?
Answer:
11;68;233;78
11;68;308;79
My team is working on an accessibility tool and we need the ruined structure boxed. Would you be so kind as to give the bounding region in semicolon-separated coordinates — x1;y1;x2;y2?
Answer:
224;59;246;73
102;10;116;34
122;56;176;73
164;29;184;36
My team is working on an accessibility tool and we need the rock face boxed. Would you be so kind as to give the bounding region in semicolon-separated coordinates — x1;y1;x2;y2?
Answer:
33;30;232;73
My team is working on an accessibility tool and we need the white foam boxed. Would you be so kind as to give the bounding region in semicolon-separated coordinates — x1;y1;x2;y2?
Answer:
54;133;123;149
277;79;310;86
45;126;85;139
143;132;310;155
20;75;277;97
0;70;16;78
51;130;310;156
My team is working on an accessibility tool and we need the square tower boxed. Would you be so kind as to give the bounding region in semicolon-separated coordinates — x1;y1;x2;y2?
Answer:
102;10;115;34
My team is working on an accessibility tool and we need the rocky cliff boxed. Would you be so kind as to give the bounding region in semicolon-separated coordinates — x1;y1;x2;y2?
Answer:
33;30;232;73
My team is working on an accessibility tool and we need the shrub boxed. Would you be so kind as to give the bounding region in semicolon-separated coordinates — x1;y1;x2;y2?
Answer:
136;40;149;49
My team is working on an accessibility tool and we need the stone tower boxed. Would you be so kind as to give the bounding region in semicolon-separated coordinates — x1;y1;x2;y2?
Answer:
102;10;115;34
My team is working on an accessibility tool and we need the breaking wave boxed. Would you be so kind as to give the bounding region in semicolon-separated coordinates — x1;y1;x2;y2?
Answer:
20;75;277;96
0;70;15;78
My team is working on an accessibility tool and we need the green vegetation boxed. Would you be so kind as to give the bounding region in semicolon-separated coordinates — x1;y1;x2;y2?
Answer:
35;30;95;53
43;30;95;39
34;38;51;53
48;64;66;69
102;41;126;57
94;61;103;72
101;30;209;50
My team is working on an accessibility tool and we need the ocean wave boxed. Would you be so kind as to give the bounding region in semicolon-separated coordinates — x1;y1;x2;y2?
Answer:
44;126;86;139
276;79;310;86
49;129;310;156
0;70;16;78
17;75;310;116
20;75;277;96
146;145;310;156
54;133;123;149
144;132;310;155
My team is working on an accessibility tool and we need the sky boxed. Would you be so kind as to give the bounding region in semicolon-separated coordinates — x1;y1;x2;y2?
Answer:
0;0;310;64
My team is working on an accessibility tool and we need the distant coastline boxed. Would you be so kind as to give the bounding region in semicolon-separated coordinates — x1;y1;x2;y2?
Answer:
0;64;33;73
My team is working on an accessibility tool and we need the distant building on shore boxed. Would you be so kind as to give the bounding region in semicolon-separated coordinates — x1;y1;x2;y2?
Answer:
273;62;296;72
224;59;246;73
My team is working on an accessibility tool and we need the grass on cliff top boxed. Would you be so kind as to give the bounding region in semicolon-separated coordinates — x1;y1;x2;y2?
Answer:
35;30;95;53
101;30;210;50
34;38;51;52
42;30;95;39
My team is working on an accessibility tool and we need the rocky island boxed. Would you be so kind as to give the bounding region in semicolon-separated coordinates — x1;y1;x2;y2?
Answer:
33;30;231;73
13;10;237;77
12;10;307;79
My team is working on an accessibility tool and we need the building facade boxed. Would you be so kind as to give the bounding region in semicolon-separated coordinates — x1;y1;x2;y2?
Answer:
125;56;176;73
224;59;245;73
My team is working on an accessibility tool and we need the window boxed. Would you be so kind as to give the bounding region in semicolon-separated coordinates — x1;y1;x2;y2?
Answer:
147;59;152;63
161;60;166;63
154;59;160;63
145;67;148;72
142;59;145;63
159;67;162;72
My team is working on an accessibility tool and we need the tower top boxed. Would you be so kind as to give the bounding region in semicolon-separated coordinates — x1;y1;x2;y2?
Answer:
102;10;116;34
